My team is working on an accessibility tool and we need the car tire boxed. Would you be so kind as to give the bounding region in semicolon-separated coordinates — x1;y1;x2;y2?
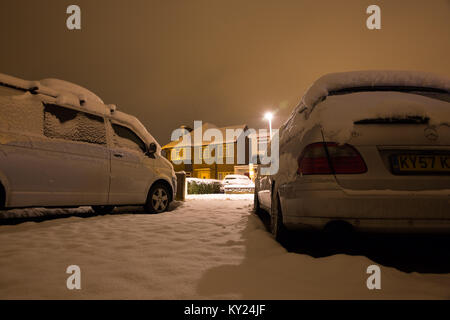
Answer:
144;183;170;214
270;193;289;243
91;205;115;215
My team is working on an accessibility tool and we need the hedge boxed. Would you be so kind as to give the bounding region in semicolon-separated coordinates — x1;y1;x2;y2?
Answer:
187;178;222;194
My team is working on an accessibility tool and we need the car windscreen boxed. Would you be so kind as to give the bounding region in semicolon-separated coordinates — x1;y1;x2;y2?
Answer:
328;86;450;103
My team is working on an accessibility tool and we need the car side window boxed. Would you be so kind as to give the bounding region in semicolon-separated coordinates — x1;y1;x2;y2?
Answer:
43;104;107;145
111;123;146;153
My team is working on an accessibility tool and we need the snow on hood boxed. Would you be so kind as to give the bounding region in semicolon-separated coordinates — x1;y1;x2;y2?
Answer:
302;70;450;109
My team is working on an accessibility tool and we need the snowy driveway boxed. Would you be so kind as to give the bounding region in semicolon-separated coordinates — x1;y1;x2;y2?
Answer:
0;195;449;299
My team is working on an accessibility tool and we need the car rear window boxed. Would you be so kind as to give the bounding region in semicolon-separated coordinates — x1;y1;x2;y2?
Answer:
329;86;450;103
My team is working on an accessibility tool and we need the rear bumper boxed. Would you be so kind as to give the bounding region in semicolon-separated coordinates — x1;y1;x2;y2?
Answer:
278;181;450;233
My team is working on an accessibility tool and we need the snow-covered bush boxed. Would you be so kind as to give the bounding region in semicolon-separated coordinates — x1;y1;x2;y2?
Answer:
187;178;221;194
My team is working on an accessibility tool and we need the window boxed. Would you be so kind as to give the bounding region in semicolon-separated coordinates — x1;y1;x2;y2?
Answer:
194;146;203;162
112;123;146;152
171;147;187;161
44;104;106;145
226;143;234;160
216;144;224;159
203;145;214;161
329;86;450;103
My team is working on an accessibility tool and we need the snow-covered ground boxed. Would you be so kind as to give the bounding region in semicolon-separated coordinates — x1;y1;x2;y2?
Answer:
0;196;449;299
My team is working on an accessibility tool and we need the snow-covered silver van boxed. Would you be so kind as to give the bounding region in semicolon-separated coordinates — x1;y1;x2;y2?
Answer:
0;73;176;214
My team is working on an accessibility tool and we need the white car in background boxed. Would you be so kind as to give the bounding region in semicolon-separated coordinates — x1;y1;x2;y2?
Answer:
254;70;450;241
221;174;255;193
0;73;176;214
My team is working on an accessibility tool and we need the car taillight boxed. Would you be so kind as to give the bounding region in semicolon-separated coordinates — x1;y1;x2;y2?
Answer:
297;143;333;174
297;142;367;175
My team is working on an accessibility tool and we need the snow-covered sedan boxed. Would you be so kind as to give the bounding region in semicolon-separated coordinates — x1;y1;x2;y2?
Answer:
254;70;450;241
221;174;255;193
0;73;176;214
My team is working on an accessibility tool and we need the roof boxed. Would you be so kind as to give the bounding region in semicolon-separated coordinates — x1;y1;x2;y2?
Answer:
0;72;159;149
301;70;450;109
162;123;248;149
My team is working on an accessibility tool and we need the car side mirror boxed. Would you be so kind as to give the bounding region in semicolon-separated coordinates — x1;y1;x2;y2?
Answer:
146;142;157;157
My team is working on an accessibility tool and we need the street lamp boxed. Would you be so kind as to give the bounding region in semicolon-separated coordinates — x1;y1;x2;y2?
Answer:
264;112;273;138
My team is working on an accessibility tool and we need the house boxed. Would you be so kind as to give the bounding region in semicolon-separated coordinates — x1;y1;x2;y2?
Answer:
162;123;269;180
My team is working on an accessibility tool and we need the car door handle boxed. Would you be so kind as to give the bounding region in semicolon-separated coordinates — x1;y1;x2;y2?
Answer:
113;153;124;158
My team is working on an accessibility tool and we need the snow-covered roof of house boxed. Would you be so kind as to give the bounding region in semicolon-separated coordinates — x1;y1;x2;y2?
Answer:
301;70;450;109
162;123;249;149
0;72;159;148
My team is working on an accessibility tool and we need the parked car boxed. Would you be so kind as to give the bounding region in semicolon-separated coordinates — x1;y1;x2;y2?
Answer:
254;70;450;241
0;73;176;214
221;174;255;193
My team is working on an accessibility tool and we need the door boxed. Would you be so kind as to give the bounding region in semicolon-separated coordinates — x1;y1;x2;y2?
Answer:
194;169;211;179
108;121;154;205
22;104;109;207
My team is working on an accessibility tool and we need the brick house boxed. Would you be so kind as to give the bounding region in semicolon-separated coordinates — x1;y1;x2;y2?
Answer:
162;123;268;180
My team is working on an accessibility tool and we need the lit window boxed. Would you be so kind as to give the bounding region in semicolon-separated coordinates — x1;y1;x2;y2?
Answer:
171;147;187;161
216;144;223;159
226;143;234;159
203;145;214;161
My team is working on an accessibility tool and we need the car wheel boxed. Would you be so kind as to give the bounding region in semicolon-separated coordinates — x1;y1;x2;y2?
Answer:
270;193;289;243
91;205;115;215
145;183;170;214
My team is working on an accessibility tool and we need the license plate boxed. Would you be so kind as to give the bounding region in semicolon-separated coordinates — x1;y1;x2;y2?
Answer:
391;154;450;174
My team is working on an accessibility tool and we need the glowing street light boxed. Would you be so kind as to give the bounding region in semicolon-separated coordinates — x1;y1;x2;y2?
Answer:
264;112;273;138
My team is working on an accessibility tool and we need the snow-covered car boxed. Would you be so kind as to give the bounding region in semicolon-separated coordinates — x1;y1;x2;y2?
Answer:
254;70;450;241
221;174;255;193
0;73;176;214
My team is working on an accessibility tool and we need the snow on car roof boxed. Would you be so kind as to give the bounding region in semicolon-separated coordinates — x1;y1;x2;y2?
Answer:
301;70;450;109
39;78;104;105
224;174;250;179
0;72;159;148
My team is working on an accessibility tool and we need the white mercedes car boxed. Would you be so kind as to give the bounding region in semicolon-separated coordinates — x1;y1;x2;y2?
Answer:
254;70;450;241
